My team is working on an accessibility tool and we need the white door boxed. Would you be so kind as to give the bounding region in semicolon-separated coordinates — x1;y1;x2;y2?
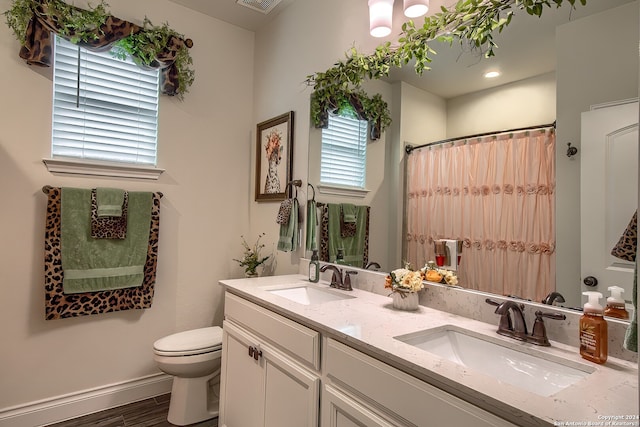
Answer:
581;100;638;302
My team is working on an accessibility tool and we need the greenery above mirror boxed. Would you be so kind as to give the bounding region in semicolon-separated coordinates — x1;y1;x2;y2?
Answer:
4;0;195;98
305;0;586;131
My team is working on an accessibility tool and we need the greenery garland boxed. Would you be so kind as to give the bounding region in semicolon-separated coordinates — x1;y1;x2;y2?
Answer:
3;0;195;98
306;0;585;135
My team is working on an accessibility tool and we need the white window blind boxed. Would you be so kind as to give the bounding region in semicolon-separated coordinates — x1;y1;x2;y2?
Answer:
52;36;160;166
320;114;367;188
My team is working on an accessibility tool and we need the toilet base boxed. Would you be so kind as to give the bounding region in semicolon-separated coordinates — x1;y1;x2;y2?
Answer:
167;368;220;426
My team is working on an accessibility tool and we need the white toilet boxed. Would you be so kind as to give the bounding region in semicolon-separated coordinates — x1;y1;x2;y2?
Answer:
153;326;223;426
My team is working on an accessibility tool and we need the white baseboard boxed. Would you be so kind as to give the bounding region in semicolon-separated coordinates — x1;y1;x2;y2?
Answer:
0;373;173;427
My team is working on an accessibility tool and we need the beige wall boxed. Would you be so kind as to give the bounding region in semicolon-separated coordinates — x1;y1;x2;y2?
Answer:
0;0;254;409
250;0;390;270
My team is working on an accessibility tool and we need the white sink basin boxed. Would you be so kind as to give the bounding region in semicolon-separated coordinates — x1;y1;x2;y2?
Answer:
394;325;594;397
265;285;355;305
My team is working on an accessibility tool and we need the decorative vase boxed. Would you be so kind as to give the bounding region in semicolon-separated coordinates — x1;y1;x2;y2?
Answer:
245;271;259;278
391;290;419;311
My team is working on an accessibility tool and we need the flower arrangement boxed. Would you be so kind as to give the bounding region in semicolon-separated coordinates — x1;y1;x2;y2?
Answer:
233;233;270;277
385;263;424;296
422;261;459;286
264;129;282;161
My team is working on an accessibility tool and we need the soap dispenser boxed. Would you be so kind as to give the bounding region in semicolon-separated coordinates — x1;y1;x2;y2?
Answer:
604;286;629;319
308;250;320;283
579;291;608;364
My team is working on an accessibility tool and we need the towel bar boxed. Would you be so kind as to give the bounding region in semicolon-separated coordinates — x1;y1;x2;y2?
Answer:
42;185;163;198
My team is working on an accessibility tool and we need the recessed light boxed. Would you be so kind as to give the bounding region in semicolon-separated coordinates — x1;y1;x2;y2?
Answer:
484;71;501;79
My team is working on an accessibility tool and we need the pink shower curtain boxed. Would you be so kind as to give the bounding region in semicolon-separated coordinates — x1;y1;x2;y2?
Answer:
405;128;555;302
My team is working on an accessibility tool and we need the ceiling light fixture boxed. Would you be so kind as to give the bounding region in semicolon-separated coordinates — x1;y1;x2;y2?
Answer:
403;0;429;18
369;0;394;38
484;71;501;78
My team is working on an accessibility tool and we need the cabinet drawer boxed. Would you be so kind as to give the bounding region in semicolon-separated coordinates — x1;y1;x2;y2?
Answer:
224;292;320;370
325;339;516;427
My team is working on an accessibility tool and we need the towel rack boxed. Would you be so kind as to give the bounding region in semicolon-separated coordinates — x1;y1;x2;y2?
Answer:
307;183;316;202
41;185;164;198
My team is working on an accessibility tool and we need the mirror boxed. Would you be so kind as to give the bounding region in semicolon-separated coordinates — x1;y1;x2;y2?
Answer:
308;0;638;314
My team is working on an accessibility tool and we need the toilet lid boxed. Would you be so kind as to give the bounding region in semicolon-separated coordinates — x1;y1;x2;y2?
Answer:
153;326;223;356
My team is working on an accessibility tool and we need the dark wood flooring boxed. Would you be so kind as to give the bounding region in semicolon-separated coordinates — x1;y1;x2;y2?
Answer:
46;394;218;427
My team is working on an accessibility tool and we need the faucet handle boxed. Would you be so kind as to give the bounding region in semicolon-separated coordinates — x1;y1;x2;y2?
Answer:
343;270;357;291
485;299;513;332
529;310;566;346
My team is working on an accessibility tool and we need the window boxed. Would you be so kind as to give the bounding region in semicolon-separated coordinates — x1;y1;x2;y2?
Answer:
320;113;368;189
51;36;160;167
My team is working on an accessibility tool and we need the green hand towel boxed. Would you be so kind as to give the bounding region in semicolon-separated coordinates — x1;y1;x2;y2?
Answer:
305;200;317;251
328;203;367;267
61;187;153;294
278;198;298;252
341;203;357;223
96;187;125;217
624;260;638;352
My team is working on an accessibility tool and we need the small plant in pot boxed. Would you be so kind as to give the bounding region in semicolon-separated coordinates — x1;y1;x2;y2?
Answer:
233;233;270;278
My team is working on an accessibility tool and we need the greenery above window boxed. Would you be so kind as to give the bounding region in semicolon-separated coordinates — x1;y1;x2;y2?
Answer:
305;0;585;134
4;0;195;99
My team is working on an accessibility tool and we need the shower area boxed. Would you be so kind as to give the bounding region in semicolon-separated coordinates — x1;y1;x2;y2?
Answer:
403;125;556;302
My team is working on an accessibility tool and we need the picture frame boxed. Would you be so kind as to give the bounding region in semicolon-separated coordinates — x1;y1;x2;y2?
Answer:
255;111;294;202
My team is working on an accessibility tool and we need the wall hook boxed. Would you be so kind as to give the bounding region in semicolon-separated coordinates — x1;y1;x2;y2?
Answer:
566;142;578;158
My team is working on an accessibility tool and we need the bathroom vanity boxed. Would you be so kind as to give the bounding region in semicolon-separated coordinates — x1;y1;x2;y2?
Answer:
218;274;638;427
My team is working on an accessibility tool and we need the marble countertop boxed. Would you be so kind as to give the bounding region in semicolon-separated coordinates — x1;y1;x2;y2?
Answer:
219;274;638;427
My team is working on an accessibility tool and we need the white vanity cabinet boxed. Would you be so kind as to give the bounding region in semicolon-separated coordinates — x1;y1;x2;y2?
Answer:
322;338;517;427
219;292;321;427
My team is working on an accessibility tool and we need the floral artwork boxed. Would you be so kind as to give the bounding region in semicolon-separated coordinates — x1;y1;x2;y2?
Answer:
264;129;283;194
255;112;294;202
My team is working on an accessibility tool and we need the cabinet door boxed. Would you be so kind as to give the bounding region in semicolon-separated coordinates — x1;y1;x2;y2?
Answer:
219;321;264;427
263;344;320;427
322;384;397;427
220;319;320;427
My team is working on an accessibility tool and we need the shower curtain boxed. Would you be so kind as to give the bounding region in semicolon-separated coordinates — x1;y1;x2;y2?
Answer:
405;128;555;301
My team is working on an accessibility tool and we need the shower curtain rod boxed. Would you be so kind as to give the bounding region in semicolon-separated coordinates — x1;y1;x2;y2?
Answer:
404;121;556;155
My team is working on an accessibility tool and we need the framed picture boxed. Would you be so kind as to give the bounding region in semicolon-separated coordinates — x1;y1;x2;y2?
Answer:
255;111;294;202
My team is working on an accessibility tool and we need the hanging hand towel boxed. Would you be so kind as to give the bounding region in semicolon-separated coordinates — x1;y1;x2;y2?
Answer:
96;187;126;217
340;203;357;237
277;198;298;252
61;187;153;294
276;198;293;225
611;210;637;262
305;200;317;251
328;203;368;267
624;260;638;353
90;189;128;239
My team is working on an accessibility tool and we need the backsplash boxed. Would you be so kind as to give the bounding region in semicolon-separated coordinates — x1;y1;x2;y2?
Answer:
300;259;638;363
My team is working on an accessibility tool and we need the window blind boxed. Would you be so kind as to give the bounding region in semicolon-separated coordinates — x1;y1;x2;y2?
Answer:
320;114;367;188
52;36;160;166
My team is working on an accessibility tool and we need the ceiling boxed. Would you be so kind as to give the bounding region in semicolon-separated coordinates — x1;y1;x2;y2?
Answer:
168;0;298;31
169;0;634;99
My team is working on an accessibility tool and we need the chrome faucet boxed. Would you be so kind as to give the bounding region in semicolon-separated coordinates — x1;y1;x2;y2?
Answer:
494;300;528;340
320;264;344;289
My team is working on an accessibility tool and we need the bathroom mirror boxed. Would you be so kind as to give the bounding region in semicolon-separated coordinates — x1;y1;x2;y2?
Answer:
307;0;638;313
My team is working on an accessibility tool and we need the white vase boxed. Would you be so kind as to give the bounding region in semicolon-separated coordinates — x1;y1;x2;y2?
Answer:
391;291;419;311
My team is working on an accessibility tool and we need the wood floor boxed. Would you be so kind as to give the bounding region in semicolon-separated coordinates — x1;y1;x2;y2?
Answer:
46;394;218;427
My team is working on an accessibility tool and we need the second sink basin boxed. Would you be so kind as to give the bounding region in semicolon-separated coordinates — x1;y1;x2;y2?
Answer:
265;284;355;305
394;325;594;397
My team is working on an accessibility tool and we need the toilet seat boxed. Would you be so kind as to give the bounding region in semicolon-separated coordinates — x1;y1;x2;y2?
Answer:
154;326;223;357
